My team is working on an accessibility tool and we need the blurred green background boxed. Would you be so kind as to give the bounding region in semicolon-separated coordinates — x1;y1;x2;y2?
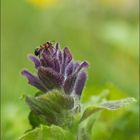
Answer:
1;0;139;140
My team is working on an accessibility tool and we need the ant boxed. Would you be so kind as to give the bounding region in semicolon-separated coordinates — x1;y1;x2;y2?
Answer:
34;42;53;56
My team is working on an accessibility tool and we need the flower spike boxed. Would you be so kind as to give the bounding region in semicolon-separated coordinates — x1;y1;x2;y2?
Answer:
22;42;88;97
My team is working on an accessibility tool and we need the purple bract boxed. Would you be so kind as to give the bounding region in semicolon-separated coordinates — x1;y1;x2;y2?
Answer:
22;42;88;97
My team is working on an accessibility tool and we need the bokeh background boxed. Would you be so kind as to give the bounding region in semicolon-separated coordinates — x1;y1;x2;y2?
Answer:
1;0;139;140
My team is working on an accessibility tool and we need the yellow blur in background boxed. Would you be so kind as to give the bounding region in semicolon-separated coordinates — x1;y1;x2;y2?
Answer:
27;0;57;8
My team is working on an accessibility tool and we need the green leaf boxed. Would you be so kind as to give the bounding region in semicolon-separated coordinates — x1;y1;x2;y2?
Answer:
99;97;136;110
37;90;74;110
80;106;102;122
26;90;74;127
77;128;90;140
35;91;44;97
18;125;71;140
80;97;136;122
28;111;48;128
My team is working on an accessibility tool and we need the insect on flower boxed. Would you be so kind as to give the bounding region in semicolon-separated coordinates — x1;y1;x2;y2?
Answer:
22;42;89;96
34;42;53;56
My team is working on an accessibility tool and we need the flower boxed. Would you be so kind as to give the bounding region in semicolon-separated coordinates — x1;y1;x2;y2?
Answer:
22;42;88;97
22;42;89;127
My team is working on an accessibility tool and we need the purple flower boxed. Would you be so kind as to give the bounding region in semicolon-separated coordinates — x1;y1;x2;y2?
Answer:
22;42;88;97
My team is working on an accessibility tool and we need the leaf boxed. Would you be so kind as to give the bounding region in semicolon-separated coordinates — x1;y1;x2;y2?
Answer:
77;128;90;140
80;106;103;122
99;97;136;110
80;97;136;122
28;111;48;128
35;91;44;97
38;90;74;110
26;90;74;127
18;125;70;140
